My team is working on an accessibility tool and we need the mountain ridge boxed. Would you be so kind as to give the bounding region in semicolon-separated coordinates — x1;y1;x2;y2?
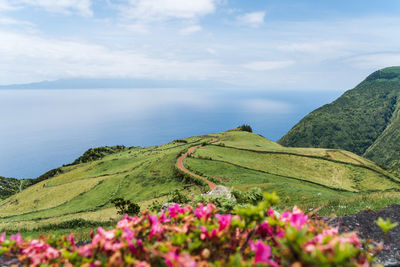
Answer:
279;66;400;171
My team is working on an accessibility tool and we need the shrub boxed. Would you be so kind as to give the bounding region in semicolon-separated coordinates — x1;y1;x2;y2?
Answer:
0;193;378;266
232;187;264;205
194;194;236;213
238;124;253;132
173;167;210;193
149;200;163;212
169;190;189;204
173;139;188;144
70;145;126;165
111;198;140;216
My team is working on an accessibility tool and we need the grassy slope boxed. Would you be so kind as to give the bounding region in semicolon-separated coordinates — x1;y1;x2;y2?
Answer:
0;135;213;231
2;130;400;235
278;67;400;171
186;131;400;215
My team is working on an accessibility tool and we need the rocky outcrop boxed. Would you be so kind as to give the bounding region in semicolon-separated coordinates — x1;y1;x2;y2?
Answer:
329;204;400;266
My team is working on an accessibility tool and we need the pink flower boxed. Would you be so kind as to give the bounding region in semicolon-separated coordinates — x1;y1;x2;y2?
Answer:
281;206;308;230
69;234;75;246
122;227;135;242
304;243;316;253
45;246;60;259
165;250;196;267
148;214;164;239
168;204;187;218
10;233;23;244
268;207;275;217
200;226;217;240
159;212;170;223
0;232;5;243
215;214;232;231
257;222;274;239
250;240;278;267
339;233;361;248
117;214;140;229
97;227;115;239
78;244;92;257
136;262;151;267
127;239;143;255
314;227;339;243
117;218;131;229
194;203;216;220
92;227;115;245
22;240;60;266
111;241;124;251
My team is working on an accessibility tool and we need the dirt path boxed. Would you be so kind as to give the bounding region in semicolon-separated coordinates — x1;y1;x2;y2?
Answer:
176;138;218;190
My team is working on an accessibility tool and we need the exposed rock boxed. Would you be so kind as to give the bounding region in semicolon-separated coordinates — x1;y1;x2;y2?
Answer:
207;185;234;199
328;204;400;266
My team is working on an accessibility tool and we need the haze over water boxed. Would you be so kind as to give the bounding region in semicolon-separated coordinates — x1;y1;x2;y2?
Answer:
0;88;338;178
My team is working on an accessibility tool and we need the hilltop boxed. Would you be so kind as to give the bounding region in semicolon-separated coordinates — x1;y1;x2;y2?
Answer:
279;66;400;172
1;129;400;237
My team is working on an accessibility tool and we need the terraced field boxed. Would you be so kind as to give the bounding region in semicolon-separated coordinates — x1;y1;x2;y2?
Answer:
0;135;214;232
1;129;400;236
186;131;400;212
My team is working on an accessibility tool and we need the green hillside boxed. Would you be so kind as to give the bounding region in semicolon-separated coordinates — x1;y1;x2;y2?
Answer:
279;66;400;171
1;129;400;236
0;176;38;200
0;177;25;199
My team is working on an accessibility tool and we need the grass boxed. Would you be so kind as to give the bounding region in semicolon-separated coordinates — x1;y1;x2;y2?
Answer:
0;135;212;225
185;157;355;210
185;131;400;215
2;130;400;235
279;66;400;172
191;144;400;192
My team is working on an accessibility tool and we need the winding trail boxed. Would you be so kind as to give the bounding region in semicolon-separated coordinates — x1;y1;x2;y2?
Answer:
176;138;218;190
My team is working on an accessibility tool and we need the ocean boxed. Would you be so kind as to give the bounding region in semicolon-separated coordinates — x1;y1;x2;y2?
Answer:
0;88;340;178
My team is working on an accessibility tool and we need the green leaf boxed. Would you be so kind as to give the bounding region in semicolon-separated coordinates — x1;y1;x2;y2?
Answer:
376;217;398;234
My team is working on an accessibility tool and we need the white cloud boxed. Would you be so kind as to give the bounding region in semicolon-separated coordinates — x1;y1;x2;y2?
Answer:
6;0;93;17
0;30;234;85
0;16;33;26
241;99;292;114
278;41;346;53
206;48;217;55
122;0;217;22
242;60;295;71
237;11;265;28
0;0;16;11
120;23;149;34
345;53;400;70
179;25;202;35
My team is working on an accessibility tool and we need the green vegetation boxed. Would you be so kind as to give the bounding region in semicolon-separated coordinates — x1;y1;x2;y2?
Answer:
279;66;400;173
69;145;127;165
238;124;253;132
0;135;212;233
186;131;400;214
169;189;189;204
0;176;24;199
2;129;400;237
111;198;140;216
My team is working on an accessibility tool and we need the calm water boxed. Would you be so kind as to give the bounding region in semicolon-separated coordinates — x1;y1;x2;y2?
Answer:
0;88;340;178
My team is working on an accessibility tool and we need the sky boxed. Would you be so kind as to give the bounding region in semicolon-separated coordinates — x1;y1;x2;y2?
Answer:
1;0;400;90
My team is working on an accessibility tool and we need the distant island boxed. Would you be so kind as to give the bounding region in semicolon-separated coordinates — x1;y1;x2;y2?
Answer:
0;78;238;90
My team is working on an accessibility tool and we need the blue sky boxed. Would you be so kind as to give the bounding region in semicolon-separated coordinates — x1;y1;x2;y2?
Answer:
1;0;400;90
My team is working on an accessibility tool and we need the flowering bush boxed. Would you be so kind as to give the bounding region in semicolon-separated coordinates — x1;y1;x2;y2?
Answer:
0;193;377;266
